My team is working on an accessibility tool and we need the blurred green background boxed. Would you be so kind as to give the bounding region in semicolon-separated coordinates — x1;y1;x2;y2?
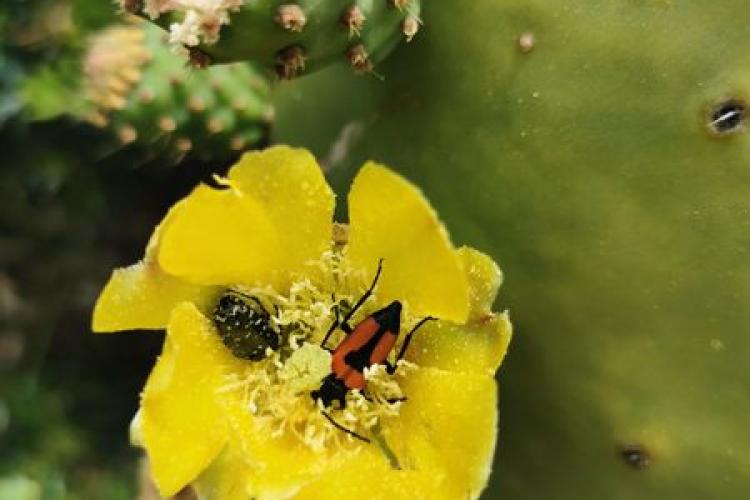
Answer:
0;2;253;497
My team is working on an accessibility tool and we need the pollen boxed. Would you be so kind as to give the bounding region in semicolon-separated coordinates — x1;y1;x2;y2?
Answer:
217;251;421;453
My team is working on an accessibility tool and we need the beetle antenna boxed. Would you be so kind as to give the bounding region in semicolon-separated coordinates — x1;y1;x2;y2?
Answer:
321;411;371;443
340;259;384;326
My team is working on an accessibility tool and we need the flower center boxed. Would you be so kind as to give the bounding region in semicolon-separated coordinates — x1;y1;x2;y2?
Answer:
218;251;419;453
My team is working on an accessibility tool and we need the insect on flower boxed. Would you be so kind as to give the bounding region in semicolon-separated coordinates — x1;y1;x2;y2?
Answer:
212;291;280;361
92;147;512;499
312;259;436;441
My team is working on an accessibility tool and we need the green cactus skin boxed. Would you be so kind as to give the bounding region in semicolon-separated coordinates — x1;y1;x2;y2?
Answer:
128;0;421;78
79;21;273;161
273;2;750;499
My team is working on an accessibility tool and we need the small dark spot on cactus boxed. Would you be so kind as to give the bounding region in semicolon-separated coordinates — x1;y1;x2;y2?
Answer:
619;444;651;470
188;48;212;69
518;32;535;54
275;4;307;32
275;46;306;80
341;6;366;37
708;99;746;135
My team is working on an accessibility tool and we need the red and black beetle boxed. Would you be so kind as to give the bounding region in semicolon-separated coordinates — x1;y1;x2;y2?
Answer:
311;260;435;440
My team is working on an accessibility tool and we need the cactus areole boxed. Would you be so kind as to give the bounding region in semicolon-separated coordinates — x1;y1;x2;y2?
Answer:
124;0;421;78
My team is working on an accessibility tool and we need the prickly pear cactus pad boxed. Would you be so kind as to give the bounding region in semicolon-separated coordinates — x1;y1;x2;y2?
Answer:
92;146;511;499
124;0;421;77
272;1;750;499
80;21;272;160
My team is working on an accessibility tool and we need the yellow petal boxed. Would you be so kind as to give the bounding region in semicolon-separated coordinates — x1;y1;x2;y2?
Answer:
347;163;469;322
140;302;243;497
406;313;512;376
221;395;339;496
293;448;452;500
92;261;218;332
458;246;503;320
389;367;499;499
157;184;283;287
228;146;335;278
404;244;511;375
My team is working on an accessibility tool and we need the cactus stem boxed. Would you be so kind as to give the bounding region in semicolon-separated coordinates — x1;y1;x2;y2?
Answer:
158;116;177;132
233;99;248;111
518;32;535;54
207;117;224;133
275;4;307;32
341;6;366;37
275;46;306;79
402;15;420;42
118;125;138;144
347;44;373;74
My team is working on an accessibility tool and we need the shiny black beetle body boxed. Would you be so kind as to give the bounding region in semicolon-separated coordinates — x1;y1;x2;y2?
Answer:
212;292;279;361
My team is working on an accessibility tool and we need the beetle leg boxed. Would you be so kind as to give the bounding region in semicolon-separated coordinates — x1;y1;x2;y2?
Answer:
383;360;397;375
386;396;407;404
321;411;370;443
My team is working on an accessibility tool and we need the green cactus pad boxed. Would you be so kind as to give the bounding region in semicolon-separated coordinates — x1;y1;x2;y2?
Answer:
80;21;273;160
273;1;750;498
127;0;421;77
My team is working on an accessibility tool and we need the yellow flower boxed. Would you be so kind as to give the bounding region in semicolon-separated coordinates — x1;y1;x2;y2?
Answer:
93;146;512;499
